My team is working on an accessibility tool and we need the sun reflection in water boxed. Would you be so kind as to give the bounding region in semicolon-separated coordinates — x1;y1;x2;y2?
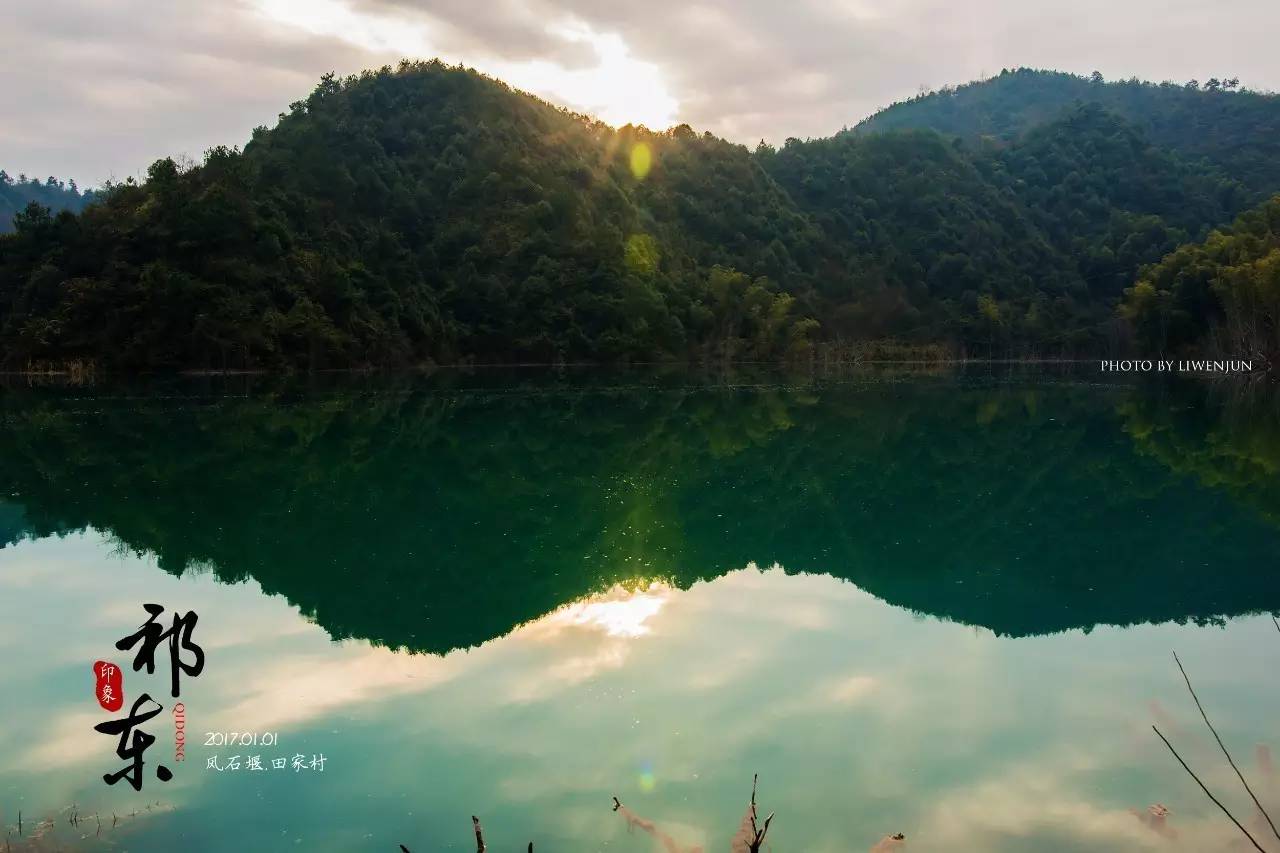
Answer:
544;581;671;638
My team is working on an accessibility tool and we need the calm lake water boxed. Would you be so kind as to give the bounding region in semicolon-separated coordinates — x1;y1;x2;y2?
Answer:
1;367;1278;852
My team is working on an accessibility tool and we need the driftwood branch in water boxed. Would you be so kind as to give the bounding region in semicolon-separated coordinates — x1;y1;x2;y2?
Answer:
1153;725;1266;852
610;776;783;853
1173;651;1280;843
611;794;687;853
747;773;774;853
400;816;532;852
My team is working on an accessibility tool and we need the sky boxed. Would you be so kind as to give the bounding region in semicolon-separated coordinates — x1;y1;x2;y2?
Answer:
2;0;1276;186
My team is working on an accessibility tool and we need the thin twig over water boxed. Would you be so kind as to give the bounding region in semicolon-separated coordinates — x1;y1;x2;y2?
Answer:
1173;651;1280;842
730;773;775;853
401;814;532;852
1153;725;1266;852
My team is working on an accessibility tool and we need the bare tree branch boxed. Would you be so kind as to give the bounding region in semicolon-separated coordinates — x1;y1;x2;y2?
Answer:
1153;725;1266;852
1173;651;1280;842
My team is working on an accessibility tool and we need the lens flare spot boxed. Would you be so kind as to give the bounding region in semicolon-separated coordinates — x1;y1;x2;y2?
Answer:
630;143;652;179
639;770;656;792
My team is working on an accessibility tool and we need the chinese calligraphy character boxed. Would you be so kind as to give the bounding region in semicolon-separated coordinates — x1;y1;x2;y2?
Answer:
271;757;287;770
291;753;307;772
115;604;205;698
93;694;172;790
309;754;326;772
245;755;265;772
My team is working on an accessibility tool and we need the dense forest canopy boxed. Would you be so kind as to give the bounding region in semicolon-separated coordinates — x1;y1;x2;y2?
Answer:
1;63;1276;370
1122;195;1280;357
0;171;95;235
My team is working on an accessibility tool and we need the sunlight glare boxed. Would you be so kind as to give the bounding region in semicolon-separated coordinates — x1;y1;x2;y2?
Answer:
499;23;680;130
251;1;680;129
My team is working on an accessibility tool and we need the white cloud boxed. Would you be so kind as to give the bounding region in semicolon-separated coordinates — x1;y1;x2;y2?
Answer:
1;0;1276;185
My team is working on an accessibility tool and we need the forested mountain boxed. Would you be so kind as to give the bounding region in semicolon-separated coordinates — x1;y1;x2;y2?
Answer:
0;65;819;370
0;61;1274;370
758;129;1076;344
855;68;1280;198
0;172;95;234
755;103;1246;349
984;104;1244;298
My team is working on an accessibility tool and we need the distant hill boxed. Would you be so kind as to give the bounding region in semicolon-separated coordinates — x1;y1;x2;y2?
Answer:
0;171;96;234
853;67;1280;198
0;62;1272;369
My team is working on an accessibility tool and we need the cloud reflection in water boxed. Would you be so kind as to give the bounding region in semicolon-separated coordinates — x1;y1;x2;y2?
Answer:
2;532;1279;852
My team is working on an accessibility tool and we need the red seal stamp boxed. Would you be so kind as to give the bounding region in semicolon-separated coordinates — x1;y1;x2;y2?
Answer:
94;660;124;712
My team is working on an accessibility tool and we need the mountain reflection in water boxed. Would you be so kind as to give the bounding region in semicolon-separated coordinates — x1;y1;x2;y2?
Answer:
2;369;1278;653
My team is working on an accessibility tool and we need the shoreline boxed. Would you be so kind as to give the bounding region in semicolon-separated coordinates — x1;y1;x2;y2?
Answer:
0;356;1232;378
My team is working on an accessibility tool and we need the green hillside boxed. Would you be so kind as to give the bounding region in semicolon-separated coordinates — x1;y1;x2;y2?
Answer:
0;62;1272;369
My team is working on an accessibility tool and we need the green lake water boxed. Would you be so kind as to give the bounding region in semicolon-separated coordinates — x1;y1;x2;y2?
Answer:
1;367;1278;852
